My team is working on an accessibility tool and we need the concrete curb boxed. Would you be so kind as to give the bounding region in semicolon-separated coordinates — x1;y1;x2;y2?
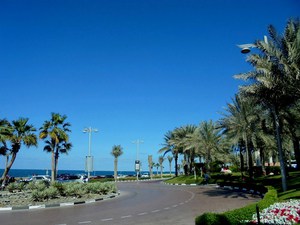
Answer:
0;192;120;211
164;182;217;187
164;182;265;197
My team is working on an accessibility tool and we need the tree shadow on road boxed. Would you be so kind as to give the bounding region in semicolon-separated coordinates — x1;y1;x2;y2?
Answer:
198;188;262;200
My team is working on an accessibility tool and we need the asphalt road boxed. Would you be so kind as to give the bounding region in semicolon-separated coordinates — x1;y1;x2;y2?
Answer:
0;180;260;225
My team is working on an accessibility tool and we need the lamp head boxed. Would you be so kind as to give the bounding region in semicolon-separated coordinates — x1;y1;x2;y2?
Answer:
241;47;251;54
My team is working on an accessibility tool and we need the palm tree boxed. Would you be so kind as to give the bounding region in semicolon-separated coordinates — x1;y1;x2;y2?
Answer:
155;163;160;175
187;120;221;173
171;125;197;175
1;118;37;185
282;103;300;170
167;155;173;175
0;119;11;157
218;95;259;178
111;145;123;181
39;113;72;182
158;156;164;178
159;131;179;176
235;19;300;191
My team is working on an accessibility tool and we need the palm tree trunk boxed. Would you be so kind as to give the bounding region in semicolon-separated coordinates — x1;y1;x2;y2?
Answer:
174;154;178;177
244;135;253;179
272;106;287;191
248;142;254;179
1;153;16;186
114;158;118;182
239;141;244;177
51;151;56;182
260;147;266;176
292;137;300;171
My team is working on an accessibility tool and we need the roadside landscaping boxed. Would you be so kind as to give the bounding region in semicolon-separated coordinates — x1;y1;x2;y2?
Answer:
166;171;300;224
0;181;117;208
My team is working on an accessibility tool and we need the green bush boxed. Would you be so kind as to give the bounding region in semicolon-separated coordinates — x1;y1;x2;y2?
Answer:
195;186;278;225
51;182;65;195
6;182;17;192
196;213;223;225
99;182;115;195
64;183;87;197
86;182;102;194
31;190;46;201
16;182;26;192
25;181;49;191
265;166;281;175
43;186;59;199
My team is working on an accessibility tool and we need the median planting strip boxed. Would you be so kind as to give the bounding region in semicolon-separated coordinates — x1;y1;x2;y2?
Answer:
0;192;120;211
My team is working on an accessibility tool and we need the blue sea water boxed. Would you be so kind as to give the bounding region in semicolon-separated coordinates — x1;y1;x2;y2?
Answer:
0;169;137;178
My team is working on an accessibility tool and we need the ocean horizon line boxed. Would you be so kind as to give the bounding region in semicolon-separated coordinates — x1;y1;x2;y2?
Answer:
0;168;139;178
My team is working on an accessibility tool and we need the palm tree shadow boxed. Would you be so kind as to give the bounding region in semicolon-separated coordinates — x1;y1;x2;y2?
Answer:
198;188;262;200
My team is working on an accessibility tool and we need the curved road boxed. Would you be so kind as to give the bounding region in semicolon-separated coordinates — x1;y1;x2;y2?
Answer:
0;180;260;225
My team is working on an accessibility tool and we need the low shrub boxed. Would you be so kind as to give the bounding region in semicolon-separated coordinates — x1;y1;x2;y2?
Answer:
86;182;102;194
31;190;46;201
51;182;65;196
99;182;116;195
195;186;278;225
196;213;223;225
25;181;49;191
43;186;59;199
16;182;26;192
64;183;87;197
6;182;17;193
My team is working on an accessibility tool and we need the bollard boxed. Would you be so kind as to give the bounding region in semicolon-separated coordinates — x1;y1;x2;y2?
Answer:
256;204;260;225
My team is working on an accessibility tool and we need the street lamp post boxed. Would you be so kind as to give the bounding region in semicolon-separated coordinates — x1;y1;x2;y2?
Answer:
237;35;268;54
83;127;98;178
132;139;143;180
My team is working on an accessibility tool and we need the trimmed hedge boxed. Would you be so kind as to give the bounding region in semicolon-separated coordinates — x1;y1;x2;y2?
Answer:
195;186;278;225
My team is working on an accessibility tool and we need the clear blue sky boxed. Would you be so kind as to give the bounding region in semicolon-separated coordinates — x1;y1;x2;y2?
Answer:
1;0;299;172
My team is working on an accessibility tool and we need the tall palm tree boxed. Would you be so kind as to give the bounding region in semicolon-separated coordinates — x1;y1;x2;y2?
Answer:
0;119;11;157
111;145;123;181
1;118;37;185
282;103;300;170
158;156;164;178
159;131;179;176
39;113;72;182
171;125;197;175
187;120;221;173
155;163;160;175
167;155;173;175
218;95;263;178
235;19;300;191
0;119;11;143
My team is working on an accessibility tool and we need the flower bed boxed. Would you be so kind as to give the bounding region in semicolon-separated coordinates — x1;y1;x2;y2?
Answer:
249;199;300;224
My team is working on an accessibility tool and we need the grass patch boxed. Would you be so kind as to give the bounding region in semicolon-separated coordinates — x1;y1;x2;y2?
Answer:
165;175;203;184
167;171;300;201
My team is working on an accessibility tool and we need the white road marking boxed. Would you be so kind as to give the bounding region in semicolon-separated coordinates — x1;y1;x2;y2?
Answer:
179;202;184;205
151;209;160;213
172;204;178;208
138;212;148;216
78;221;91;224
121;215;132;219
164;207;170;210
101;218;113;221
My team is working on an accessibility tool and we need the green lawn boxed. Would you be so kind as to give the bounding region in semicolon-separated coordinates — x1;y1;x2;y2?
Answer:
166;171;300;200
